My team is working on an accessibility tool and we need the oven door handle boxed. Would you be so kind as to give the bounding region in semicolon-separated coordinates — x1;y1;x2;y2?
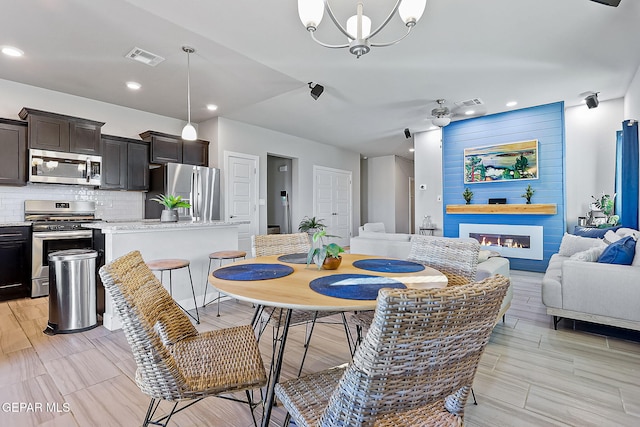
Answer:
32;231;92;240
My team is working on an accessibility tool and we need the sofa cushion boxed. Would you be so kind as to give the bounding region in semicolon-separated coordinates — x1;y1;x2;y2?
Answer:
634;239;640;267
362;222;386;233
598;235;637;265
569;245;606;262
616;228;640;239
558;233;605;257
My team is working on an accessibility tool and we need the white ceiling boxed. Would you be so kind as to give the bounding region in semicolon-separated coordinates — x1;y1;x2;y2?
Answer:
2;0;639;159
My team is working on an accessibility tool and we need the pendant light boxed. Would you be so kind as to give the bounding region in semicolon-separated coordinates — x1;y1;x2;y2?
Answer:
181;46;197;141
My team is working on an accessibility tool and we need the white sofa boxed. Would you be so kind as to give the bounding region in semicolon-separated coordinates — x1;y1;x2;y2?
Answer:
350;223;512;319
542;228;640;331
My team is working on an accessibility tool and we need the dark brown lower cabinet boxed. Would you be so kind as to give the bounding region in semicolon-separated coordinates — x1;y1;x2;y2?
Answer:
0;227;31;301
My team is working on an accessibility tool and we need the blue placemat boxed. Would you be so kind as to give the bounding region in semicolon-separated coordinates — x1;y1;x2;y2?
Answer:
277;253;309;264
213;263;294;281
353;259;425;273
309;274;406;300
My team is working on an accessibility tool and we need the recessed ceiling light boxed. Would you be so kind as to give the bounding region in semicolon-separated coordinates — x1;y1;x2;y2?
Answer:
465;110;475;115
126;81;141;90
206;104;218;111
2;46;24;57
409;148;415;152
506;101;518;107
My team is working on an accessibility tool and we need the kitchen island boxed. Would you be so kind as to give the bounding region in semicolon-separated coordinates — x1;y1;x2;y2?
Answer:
85;220;247;331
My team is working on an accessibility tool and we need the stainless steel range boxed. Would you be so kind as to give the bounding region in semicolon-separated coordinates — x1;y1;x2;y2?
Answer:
25;200;96;298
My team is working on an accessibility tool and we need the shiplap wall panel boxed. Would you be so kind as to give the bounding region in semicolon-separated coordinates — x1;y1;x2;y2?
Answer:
442;102;566;272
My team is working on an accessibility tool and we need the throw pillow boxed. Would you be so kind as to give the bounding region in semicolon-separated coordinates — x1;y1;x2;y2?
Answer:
569;245;606;262
603;230;622;245
598;235;637;265
478;250;490;263
558;233;605;257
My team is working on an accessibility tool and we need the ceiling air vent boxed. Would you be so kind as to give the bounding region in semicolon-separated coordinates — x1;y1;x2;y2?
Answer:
455;98;484;108
125;47;165;67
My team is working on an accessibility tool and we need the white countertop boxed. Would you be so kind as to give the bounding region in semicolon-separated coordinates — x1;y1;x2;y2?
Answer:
84;219;248;233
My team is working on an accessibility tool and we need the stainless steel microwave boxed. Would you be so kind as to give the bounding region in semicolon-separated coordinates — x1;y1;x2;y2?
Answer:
29;149;102;186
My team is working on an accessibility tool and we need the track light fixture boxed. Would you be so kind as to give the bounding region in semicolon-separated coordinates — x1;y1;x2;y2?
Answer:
308;82;324;100
585;92;599;109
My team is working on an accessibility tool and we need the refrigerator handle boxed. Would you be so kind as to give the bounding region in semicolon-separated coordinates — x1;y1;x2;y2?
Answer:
191;170;197;220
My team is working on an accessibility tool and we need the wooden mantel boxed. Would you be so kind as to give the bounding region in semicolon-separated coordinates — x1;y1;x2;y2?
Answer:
446;203;557;215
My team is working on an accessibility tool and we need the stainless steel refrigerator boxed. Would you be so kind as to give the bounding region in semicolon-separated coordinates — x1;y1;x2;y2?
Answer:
145;163;221;221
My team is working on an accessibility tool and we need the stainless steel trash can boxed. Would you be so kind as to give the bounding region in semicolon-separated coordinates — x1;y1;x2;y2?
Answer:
45;249;98;335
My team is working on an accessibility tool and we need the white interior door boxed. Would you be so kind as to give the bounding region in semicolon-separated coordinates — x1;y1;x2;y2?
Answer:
224;151;259;254
314;166;352;247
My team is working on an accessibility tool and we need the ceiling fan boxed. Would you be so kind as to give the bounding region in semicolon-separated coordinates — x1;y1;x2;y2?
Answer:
589;0;620;6
429;99;453;128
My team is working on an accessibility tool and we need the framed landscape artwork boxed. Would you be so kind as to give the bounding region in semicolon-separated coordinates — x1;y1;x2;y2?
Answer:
464;139;539;183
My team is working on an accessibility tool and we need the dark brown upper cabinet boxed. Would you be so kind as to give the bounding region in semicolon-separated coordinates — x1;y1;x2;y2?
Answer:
101;135;149;191
19;108;104;155
140;130;209;166
0;119;28;186
183;139;209;167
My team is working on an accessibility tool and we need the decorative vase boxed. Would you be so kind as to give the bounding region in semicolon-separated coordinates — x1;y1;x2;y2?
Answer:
526;200;531;204
465;200;471;205
160;209;178;222
322;256;342;270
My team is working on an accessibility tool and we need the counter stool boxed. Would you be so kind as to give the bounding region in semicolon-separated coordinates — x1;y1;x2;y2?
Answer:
146;258;199;324
202;250;246;316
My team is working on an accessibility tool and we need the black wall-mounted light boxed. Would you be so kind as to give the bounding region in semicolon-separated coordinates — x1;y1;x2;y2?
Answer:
404;128;411;139
585;93;599;109
308;82;324;100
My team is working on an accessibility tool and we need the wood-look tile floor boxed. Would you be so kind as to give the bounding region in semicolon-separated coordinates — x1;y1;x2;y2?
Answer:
1;270;639;426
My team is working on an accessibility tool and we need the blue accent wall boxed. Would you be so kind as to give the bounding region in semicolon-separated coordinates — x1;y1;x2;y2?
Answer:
442;102;566;272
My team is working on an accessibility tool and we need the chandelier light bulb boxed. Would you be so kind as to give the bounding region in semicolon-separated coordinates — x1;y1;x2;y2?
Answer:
182;123;197;141
398;0;427;26
298;0;324;30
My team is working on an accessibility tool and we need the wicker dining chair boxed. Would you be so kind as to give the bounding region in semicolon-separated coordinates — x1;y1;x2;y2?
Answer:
351;235;481;337
252;233;353;371
275;274;510;427
99;251;267;427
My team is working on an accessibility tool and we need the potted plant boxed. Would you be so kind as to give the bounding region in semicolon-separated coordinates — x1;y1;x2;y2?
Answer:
150;194;191;222
462;187;473;205
307;229;344;270
298;216;327;236
521;184;535;204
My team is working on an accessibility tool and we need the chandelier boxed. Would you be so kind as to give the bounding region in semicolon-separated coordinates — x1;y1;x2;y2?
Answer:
298;0;427;58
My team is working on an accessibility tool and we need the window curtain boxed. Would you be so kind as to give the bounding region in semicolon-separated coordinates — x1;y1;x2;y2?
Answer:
614;120;639;230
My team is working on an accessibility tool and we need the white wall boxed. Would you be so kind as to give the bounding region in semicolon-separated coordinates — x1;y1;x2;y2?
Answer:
0;78;187;138
624;65;640;121
394;156;414;233
204;117;361;237
565;98;624;230
365;156;396;232
414;129;444;236
0;78;190;222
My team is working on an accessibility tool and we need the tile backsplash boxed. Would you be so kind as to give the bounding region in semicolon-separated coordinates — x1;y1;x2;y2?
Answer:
0;183;144;222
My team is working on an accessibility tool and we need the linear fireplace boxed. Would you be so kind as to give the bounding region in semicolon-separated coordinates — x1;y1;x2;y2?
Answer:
459;223;543;260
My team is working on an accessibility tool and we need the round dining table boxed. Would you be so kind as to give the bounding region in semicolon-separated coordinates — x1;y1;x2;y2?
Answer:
208;253;447;427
